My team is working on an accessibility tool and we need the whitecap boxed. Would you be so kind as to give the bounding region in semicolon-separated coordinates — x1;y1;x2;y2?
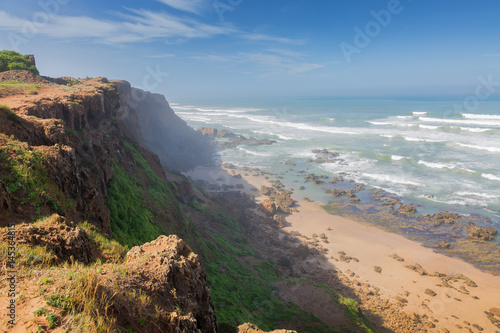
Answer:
482;173;500;182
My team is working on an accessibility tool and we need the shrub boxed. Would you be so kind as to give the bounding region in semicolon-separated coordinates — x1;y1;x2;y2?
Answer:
0;50;39;75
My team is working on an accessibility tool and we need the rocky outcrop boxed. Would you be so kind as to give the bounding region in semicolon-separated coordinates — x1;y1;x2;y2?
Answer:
398;204;417;215
261;198;277;216
467;222;498;241
0;70;50;85
126;235;217;333
197;127;277;150
114;80;215;170
237;323;296;333
0;214;93;264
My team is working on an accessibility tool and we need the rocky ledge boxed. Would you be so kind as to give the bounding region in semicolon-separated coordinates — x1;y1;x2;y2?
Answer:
197;127;276;150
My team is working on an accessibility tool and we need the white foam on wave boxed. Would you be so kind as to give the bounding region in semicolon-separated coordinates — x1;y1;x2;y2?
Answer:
455;142;500;153
482;173;500;182
456;126;494;133
362;173;422;186
403;137;443;143
251;129;293;140
369;121;391;126
196;107;262;113
463;113;500;120
420;116;500;127
419;124;439;130
396;115;413;119
238;148;272;157
223;114;361;136
456;191;498;200
379;134;394;138
417;160;454;169
391;155;407;161
413;111;428;115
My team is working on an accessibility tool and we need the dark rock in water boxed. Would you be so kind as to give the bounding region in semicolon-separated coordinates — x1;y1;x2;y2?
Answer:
398;204;417;215
285;160;296;166
299;186;305;190
217;129;234;138
439;240;451;248
306;159;313;162
331;189;346;197
466;222;498;241
233;174;242;179
197;127;218;137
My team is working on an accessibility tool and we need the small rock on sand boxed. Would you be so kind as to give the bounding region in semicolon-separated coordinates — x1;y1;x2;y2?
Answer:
389;253;405;262
424;289;437;297
373;266;382;274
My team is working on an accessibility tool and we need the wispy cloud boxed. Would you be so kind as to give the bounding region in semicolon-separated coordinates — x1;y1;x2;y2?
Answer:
190;50;324;76
0;9;299;46
156;0;206;15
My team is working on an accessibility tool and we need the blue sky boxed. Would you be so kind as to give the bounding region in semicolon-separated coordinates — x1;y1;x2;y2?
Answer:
1;0;500;100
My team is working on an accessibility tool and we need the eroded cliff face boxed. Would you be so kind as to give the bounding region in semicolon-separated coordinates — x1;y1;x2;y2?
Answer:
113;80;215;171
0;76;177;235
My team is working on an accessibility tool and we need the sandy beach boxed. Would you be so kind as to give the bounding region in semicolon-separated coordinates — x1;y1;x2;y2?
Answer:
186;165;500;332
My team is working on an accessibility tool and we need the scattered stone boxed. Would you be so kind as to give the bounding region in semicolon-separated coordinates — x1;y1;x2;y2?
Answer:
373;266;382;274
424;289;437;297
472;324;483;331
406;263;428;275
389;253;405;262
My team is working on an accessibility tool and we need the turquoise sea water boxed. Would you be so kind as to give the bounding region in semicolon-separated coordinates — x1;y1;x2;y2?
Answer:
172;97;500;231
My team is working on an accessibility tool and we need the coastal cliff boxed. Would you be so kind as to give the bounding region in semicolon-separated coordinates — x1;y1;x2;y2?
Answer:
113;80;215;171
1;70;369;332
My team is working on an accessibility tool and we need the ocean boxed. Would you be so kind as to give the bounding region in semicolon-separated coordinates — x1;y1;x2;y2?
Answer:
172;96;500;233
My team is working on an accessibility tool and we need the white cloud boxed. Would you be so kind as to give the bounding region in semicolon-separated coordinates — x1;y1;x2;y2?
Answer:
156;0;206;15
0;9;299;46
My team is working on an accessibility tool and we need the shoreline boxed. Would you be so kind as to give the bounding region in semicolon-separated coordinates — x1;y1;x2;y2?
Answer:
185;165;500;332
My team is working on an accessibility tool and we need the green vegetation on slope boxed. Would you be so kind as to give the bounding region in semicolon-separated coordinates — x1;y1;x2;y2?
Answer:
103;141;338;332
0;111;72;219
0;50;39;75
